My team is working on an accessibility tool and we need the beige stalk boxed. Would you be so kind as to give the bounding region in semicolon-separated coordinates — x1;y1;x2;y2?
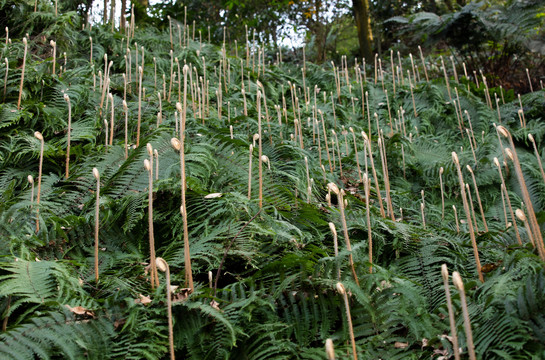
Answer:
452;272;476;360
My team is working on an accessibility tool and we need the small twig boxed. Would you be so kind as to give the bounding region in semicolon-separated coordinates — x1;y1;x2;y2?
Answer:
214;209;262;297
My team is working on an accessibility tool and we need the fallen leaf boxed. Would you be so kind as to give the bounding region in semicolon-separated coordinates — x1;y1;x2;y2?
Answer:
134;294;152;305
204;192;223;199
395;341;409;349
172;288;192;303
114;318;126;329
210;300;220;310
65;305;94;317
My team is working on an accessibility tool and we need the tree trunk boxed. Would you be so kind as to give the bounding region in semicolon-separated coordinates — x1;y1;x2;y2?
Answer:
120;0;126;29
353;0;373;62
103;0;108;24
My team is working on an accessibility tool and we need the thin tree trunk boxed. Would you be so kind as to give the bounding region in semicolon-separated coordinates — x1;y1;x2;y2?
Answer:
120;0;126;29
353;0;373;62
103;0;108;24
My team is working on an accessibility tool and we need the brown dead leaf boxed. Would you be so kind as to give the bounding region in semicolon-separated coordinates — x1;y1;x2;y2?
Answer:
210;300;220;310
422;338;429;347
114;318;126;329
394;341;409;349
65;305;94;317
172;288;191;303
134;294;152;305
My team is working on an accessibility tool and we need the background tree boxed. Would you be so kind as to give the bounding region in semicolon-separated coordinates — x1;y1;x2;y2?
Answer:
352;0;373;61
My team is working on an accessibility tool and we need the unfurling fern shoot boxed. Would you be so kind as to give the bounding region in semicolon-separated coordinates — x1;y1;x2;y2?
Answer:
528;134;545;185
452;152;483;282
493;157;521;244
154;149;159;180
64;94;72;178
465;183;478;233
108;93;114;146
328;222;340;280
93;168;100;282
466;166;488;232
336;282;357;360
325;338;335;360
176;70;194;291
349;128;362;182
104;119;108;148
156;257;175;360
439;167;445;219
17;37;27;110
328;183;359;285
362;132;385;218
418;45;429;83
50;40;56;75
123;100;128;159
248;144;253;199
378;133;394;220
363;173;372;273
441;264;460;360
332;130;343;178
516;209;536;249
421;202;426;228
257;90;263;209
136;66;142;147
319;110;333;174
145;147;159;288
304;156;311;203
28;175;34;207
34;131;44;232
3;57;8;101
497;125;544;256
452;272;476;360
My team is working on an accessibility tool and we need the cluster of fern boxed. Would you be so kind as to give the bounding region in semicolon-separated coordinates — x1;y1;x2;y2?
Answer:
0;1;544;359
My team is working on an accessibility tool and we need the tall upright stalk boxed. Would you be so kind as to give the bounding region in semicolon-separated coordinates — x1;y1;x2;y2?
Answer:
349;128;362;182
34;131;44;232
363;173;372;273
441;264;460;360
325;339;335;360
493;157;522;245
378;134;394;220
466;166;488;232
28;175;34;207
319;110;333;174
3;57;8;101
452;272;476;360
108;93;114;146
452;152;483;282
328;183;359;286
248;145;253;199
136;66;142;147
257;90;263;209
64;94;71;179
17;37;27;110
92;168;100;282
440;167;445;219
453;205;460;234
329;222;340;280
50;40;56;75
362;132;386;218
515;209;536;249
155;258;175;360
528;134;545;184
123;100;128;159
179;65;194;291
144;149;159;288
336;282;357;360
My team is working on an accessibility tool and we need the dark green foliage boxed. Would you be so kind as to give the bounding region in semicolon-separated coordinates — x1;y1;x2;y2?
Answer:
0;2;544;359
